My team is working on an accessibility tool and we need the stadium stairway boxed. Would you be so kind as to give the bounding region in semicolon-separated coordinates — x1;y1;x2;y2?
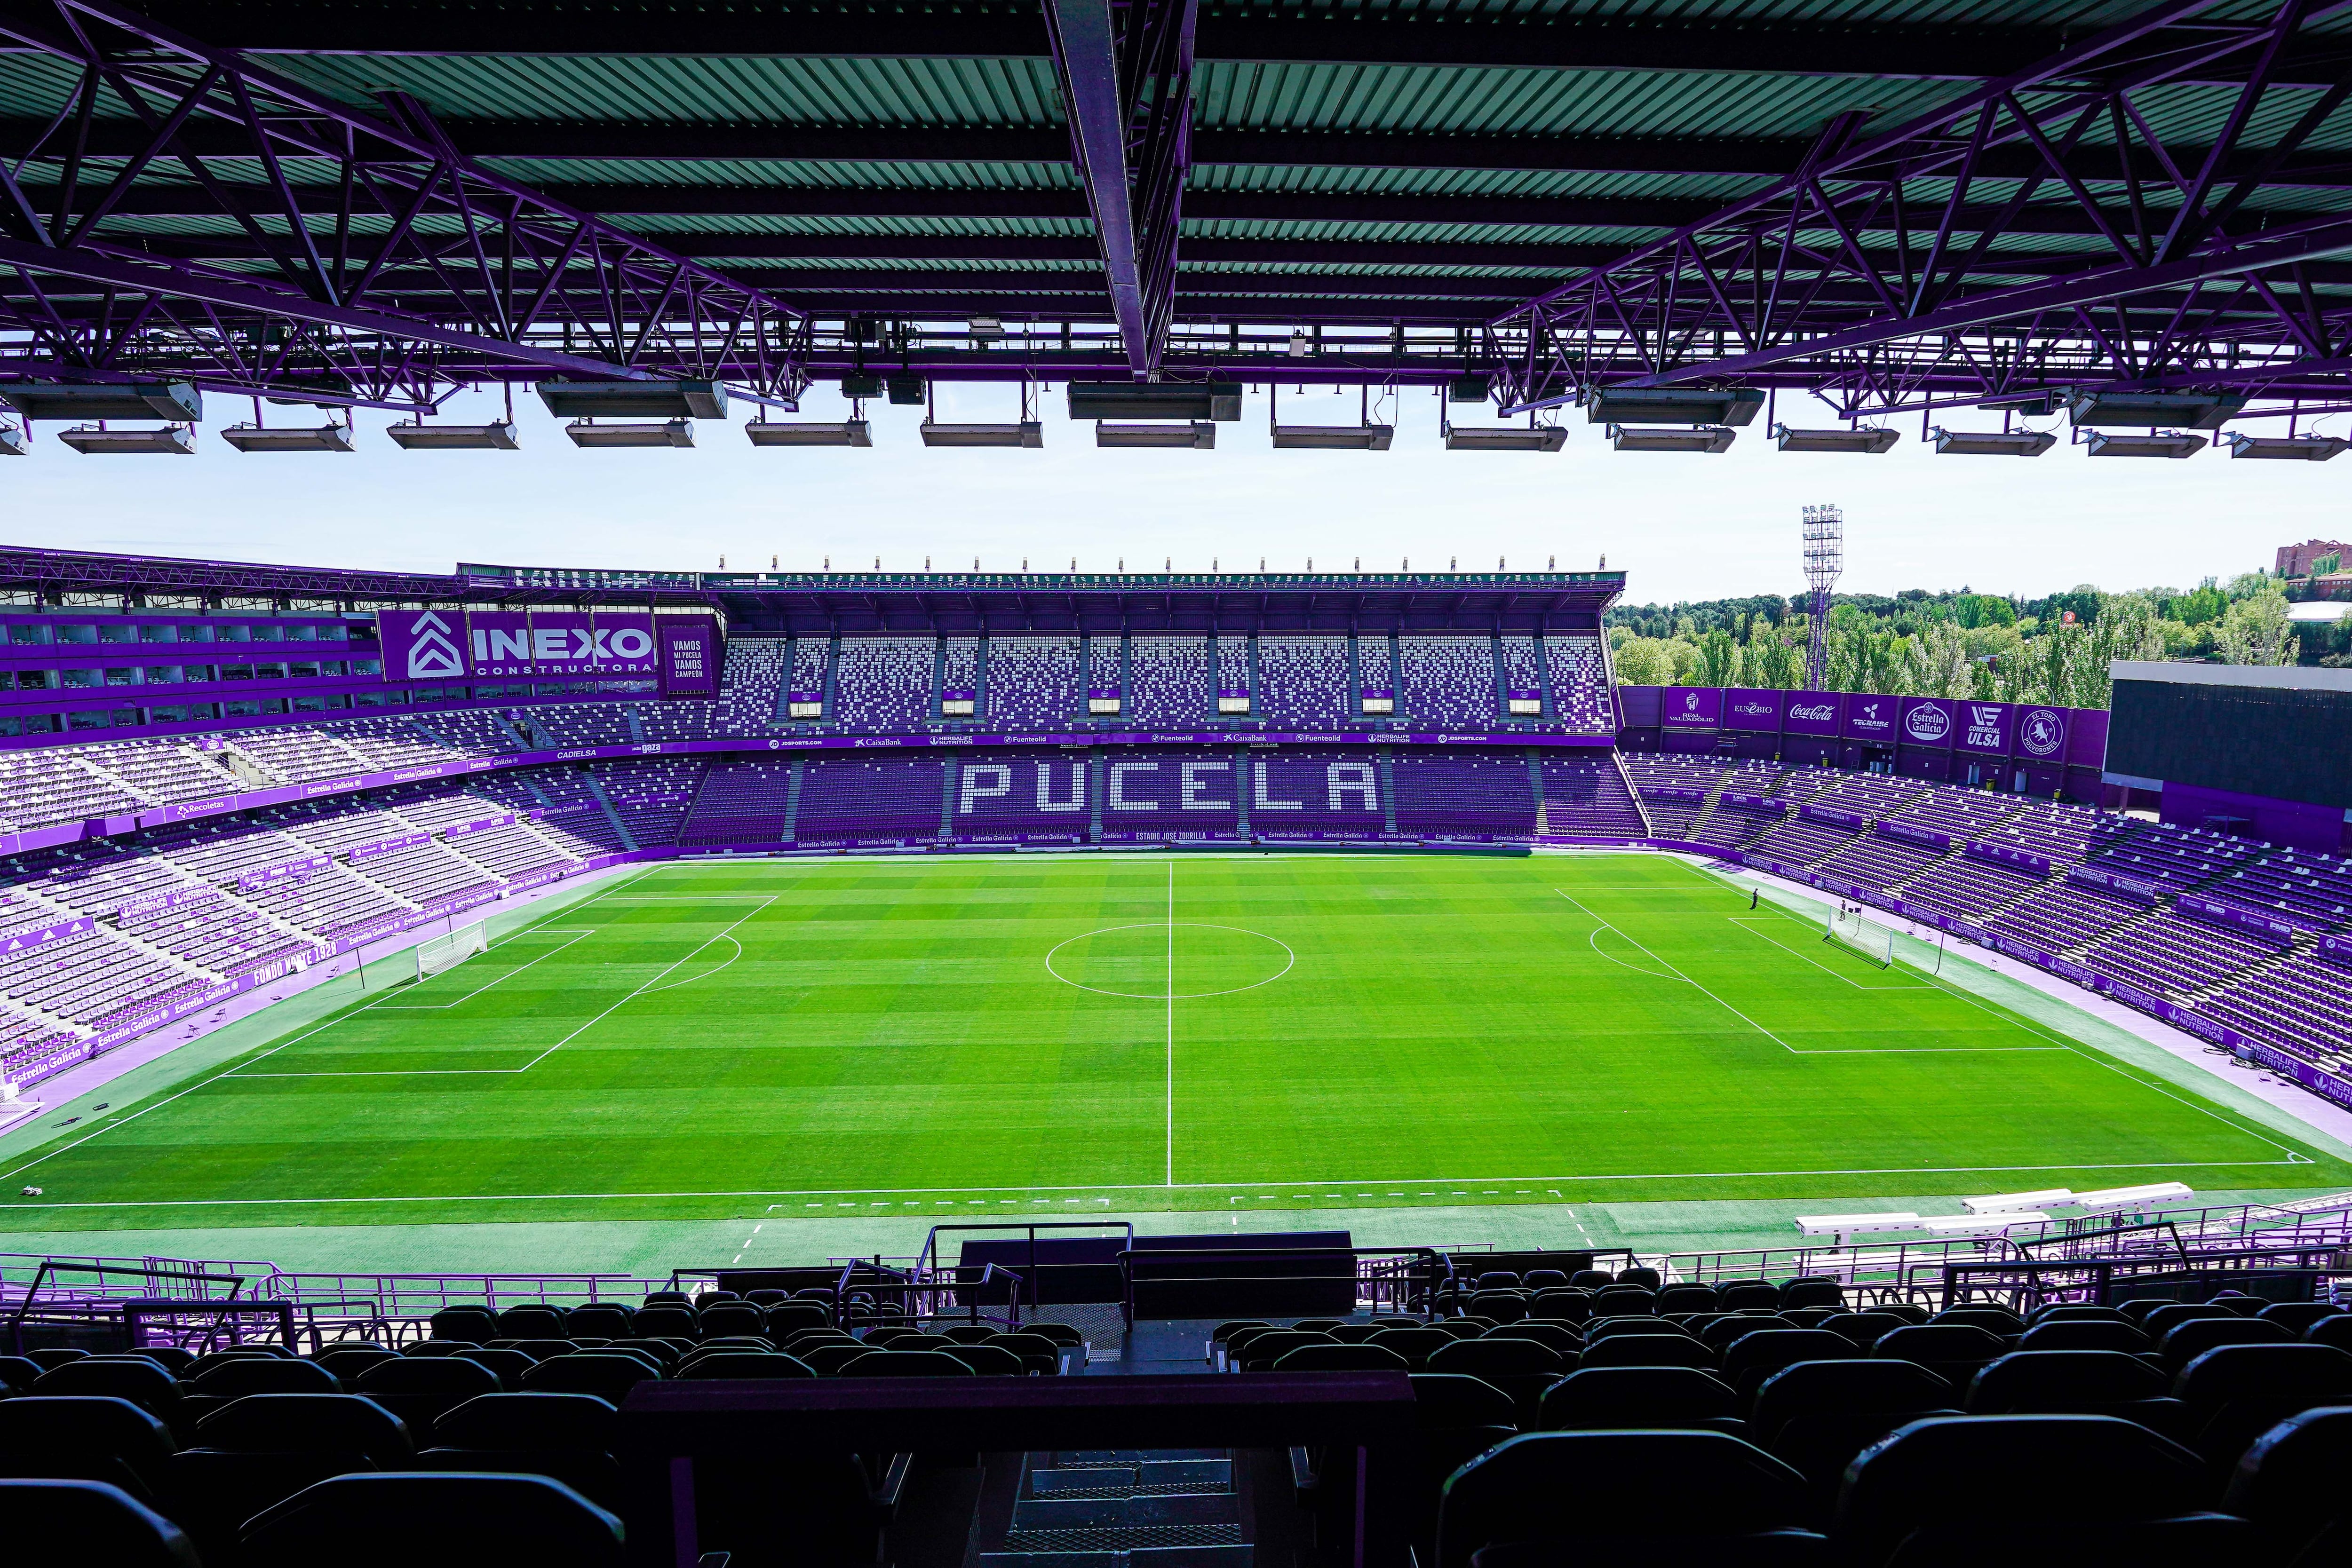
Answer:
1609;755;1654;837
980;1449;1249;1568
13;880;222;986
580;774;641;851
2184;932;2312;1006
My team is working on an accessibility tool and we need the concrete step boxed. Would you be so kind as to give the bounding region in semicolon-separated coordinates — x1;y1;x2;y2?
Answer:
1028;1460;1232;1497
997;1525;1248;1555
982;1546;1252;1568
1011;1493;1241;1532
1053;1449;1225;1465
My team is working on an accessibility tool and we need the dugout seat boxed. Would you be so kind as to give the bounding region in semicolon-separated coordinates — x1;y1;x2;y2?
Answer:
240;1471;625;1567
0;1395;179;1506
1438;1430;1814;1568
1830;1415;2212;1568
1;1478;200;1568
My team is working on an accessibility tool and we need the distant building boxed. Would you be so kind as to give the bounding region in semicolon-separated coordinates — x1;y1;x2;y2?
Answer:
2278;539;2350;577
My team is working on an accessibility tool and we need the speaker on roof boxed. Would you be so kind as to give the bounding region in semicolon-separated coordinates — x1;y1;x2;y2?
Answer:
886;375;927;405
1448;374;1492;403
839;372;885;399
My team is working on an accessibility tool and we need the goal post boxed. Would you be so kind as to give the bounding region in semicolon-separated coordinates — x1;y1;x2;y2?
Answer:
1824;905;1897;970
415;921;489;982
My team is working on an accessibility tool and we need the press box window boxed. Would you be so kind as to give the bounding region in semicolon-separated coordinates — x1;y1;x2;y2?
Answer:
1089;696;1122;715
98;625;135;643
1218;695;1250;714
1507;697;1543;716
788;698;824;719
942;697;975;717
8;625;51;645
1361;693;1394;715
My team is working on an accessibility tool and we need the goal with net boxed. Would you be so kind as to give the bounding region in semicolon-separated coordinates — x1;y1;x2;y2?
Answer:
1824;904;1897;969
414;921;488;982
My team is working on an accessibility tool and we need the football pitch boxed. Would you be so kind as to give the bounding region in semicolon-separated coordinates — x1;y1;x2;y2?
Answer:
6;852;2347;1233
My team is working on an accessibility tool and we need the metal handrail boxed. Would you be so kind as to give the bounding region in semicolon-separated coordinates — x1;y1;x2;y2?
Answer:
8;1259;248;1354
1114;1244;1449;1328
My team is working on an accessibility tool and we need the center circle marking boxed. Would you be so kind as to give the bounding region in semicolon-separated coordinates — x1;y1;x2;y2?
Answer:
1044;922;1295;1000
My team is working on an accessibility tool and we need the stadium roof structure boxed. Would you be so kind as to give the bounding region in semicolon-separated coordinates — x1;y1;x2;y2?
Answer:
0;546;1625;631
3;0;2352;425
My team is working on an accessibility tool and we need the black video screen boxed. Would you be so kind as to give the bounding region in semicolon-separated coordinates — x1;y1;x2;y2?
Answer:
2107;678;2352;808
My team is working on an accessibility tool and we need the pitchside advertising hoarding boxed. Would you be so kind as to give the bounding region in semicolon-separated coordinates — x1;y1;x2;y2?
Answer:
1662;687;1724;729
375;608;714;687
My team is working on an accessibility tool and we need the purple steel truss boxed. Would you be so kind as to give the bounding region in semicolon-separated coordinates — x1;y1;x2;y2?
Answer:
1044;0;1197;376
1486;0;2352;417
0;0;810;408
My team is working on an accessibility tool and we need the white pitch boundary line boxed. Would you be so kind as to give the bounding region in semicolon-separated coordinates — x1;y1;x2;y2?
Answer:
1556;888;2058;1056
2;1150;2315;1212
238;898;775;1079
371;929;599;1011
1680;857;2313;1163
1727;915;1934;992
1166;858;1176;1189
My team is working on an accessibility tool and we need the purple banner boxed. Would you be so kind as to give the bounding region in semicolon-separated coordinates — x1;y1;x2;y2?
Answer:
1968;841;2051;876
1505;688;1542;701
1662;687;1723;729
1088;687;1122;700
349;831;432;863
1955;702;2013;756
2320;934;2352;968
1722;689;1785;732
376;607;469;683
445;813;516;839
117;886;217;920
237;853;331;891
1781;693;1841;737
1876;818;1953;850
2173;893;2306;943
941;687;977;702
466;609;534;677
1717;791;1788;814
0;916;94;955
657;616;721;699
2011;705;2068;761
1841;693;1899;742
1899;697;1956;747
1800;801;1872;829
1642;785;1708;803
2066;864;2165;902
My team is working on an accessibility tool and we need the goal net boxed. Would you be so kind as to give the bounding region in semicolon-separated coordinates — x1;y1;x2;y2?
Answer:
415;921;488;982
1825;905;1898;970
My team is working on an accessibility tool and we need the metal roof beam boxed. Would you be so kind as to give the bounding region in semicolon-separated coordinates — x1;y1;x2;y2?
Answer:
58;8;2352;89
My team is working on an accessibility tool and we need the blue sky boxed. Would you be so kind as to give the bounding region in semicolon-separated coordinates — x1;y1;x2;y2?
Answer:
5;380;2338;603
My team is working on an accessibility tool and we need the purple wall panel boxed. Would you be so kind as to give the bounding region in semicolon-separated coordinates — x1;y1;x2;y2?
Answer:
1724;689;1784;732
2161;781;2344;855
1662;687;1723;729
1841;693;1899;742
1954;702;2013;756
658;617;722;698
1899;697;1955;747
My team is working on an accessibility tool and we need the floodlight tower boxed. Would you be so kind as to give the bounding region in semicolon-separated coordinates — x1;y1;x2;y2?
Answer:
1802;504;1844;691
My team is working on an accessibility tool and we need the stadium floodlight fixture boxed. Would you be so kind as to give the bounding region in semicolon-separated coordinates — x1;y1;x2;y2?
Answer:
1068;382;1243;421
920;420;1044;448
1931;427;2057;456
1095;420;1216;449
0;424;25;457
2084;429;2207;458
968;314;1004;341
1272;424;1394;450
748;419;872;447
57;423;197;455
0;380;203;422
221;421;356;453
1772;423;1899;454
535;378;728;420
1443;424;1566;452
564;418;695;448
1607;423;1736;453
2222;431;2348;460
1582;387;1764;426
386;420;520;451
2066;389;2245;429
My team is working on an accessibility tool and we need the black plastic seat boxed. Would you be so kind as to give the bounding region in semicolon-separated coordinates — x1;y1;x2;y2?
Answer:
181;1355;340;1420
453;1346;539;1389
425;1306;496;1345
1525;1290;1591;1323
1779;1278;1845;1310
516;1354;661;1399
1586;1316;1692;1341
1830;1415;2209;1568
1473;1272;1521;1291
1482;1323;1581;1358
417;1392;623;1505
0;1395;179;1505
31;1358;187;1436
699;1302;768;1339
632;1304;699;1339
2249;1302;2339;1335
2016;1319;2151;1354
2221;1403;2352;1565
939;1343;1028;1376
240;1470;625;1566
797;1342;881;1375
1426;1338;1570;1425
2309;1315;2352;1353
2172;1342;2352;1471
1576;1331;1712;1370
493;1304;569;1340
1016;1321;1084;1348
1655;1283;1719;1314
1717;1281;1781;1311
2158;1314;2294;1371
1536;1367;1740;1433
1437;1430;1813;1568
1468;1291;1528;1323
1722;1331;1864;1402
834;1350;973;1376
167;1393;417;1559
564;1303;635;1340
313;1346;402;1382
1565;1270;1613;1290
1277;1342;1411;1373
764;1301;832;1335
1963;1350;2169;1416
2138;1301;2236;1335
1871;1323;2007;1384
1590;1287;1657;1317
0;1477;201;1567
1618;1268;1661;1290
1701;1315;1791;1353
1820;1313;1907;1349
676;1351;818;1380
1926;1307;2020;1338
355;1355;502;1428
986;1333;1063;1373
1237;1330;1335;1370
1748;1360;1962;1522
1522;1270;1568;1291
0;1353;45;1391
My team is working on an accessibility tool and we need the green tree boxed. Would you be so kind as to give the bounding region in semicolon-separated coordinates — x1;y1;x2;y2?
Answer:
1696;627;1739;687
1905;618;1974;697
2217;585;2299;665
1611;637;1675;686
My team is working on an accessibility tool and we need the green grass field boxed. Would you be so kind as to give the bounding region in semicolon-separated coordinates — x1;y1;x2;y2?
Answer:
4;851;2344;1234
